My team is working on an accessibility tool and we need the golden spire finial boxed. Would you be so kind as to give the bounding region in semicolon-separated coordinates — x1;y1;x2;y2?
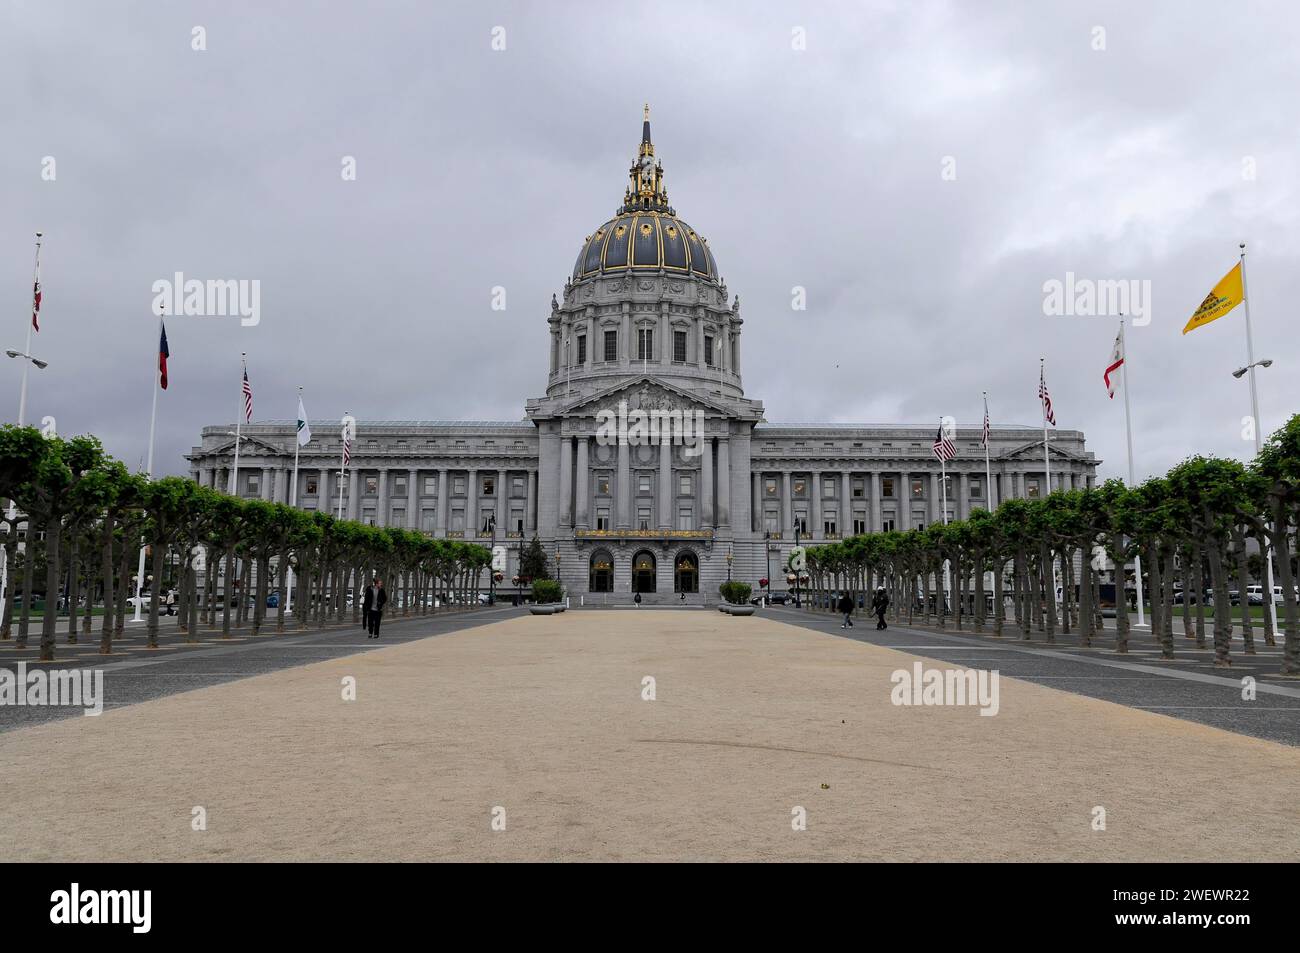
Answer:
644;103;650;121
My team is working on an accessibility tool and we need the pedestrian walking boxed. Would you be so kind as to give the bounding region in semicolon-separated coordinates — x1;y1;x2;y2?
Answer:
363;577;388;638
837;592;855;628
872;587;890;630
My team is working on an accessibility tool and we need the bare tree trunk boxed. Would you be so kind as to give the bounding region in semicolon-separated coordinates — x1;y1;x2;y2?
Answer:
99;517;115;654
1192;549;1207;648
221;549;234;637
67;536;80;644
39;518;62;662
146;542;164;649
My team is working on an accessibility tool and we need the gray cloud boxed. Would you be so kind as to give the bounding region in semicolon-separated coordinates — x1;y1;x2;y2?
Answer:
1;0;1296;480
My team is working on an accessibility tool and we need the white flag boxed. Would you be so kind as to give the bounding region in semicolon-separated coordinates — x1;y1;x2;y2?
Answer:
296;397;312;446
1103;330;1124;399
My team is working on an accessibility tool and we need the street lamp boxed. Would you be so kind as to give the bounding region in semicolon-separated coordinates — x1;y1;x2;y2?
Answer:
487;514;497;606
1232;358;1272;379
763;531;772;604
1232;354;1279;633
726;543;733;582
793;523;802;608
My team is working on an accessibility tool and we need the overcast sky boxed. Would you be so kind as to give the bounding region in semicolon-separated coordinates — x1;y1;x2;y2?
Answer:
2;0;1297;482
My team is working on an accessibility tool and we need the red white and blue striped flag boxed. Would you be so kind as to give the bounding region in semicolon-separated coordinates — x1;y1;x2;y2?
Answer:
241;367;254;422
981;395;990;447
1039;366;1056;426
932;422;956;462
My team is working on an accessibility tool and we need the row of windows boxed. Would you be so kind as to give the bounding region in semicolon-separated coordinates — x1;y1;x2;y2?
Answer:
575;330;717;366
761;475;997;500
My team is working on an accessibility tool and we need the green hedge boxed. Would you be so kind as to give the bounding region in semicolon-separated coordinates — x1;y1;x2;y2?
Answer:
719;581;752;605
532;579;564;604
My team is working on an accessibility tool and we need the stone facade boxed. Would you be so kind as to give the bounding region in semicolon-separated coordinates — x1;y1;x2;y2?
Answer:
188;111;1099;604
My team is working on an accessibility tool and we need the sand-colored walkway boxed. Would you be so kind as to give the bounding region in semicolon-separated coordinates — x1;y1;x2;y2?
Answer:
2;611;1296;861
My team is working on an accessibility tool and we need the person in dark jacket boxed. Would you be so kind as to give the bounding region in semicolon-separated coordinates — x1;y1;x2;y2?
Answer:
871;588;890;630
363;578;388;638
837;593;855;629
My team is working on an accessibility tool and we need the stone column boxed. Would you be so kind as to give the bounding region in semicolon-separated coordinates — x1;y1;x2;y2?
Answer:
319;468;330;514
898;473;909;531
407;468;419;529
716;439;730;529
377;468;389;526
526;469;537;532
259;467;271;500
466;468;479;535
701;438;714;528
840;471;851;536
496;467;508;532
616;436;631;528
575;438;589;528
658;437;672;529
436;469;449;534
347;468;360;520
782;472;792;534
752;472;762;531
621;303;631;366
1016;472;1026;499
959;471;970;520
870;471;881;531
559;440;573;527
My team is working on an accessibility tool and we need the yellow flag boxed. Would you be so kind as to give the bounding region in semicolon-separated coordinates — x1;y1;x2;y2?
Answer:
1182;262;1244;334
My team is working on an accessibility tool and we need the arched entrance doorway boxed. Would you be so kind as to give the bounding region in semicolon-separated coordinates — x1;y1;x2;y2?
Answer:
631;550;657;593
674;550;699;593
589;550;613;592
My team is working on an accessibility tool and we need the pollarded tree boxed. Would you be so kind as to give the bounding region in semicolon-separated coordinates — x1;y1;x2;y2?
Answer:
1251;414;1300;674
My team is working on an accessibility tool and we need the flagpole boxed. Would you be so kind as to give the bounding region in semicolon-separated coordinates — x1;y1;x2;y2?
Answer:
3;233;42;624
1117;318;1148;627
287;386;303;614
231;353;246;494
1040;358;1051;490
983;392;994;509
131;312;163;624
1239;243;1280;635
337;413;349;520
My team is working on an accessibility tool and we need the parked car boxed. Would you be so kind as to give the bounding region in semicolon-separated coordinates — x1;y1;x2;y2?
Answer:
1245;584;1296;606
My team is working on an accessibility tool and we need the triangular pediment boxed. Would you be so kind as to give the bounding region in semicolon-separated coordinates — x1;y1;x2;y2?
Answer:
208;434;285;456
562;376;733;418
1000;439;1081;463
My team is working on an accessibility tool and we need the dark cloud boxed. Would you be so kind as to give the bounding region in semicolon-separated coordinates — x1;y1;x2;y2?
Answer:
2;0;1296;480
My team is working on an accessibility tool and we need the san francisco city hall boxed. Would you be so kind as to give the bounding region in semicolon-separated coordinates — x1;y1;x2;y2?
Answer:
189;111;1100;603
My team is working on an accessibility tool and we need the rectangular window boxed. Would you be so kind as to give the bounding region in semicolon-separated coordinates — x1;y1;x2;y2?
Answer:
969;478;982;498
598;474;611;495
511;509;523;533
703;335;714;366
603;329;617;362
421;509;435;532
453;477;466;494
246;475;259;496
1027;478;1041;499
677;507;692;531
596;508;610;531
794;514;809;534
852;478;865;498
638;474;652;493
637;507;651;531
451;509;464;532
391;509;404;527
576;335;586;364
822;479;835;498
394;477;407;496
853;518;867;535
363;508;376;526
424;476;437;494
365;477;378;495
482;476;495;496
512;476;524;496
673;330;687;362
911;479;924;498
765;478;778;497
882;518;896;532
679;475;691;495
306;476;318;495
637;328;654;361
793;478;806;496
823;519;837;536
881;478;895;498
764;509;779;532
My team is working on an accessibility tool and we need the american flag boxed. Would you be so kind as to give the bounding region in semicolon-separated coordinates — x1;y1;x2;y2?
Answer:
31;235;42;332
981;394;990;448
932;422;956;462
1039;366;1056;426
342;425;352;466
241;367;253;423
